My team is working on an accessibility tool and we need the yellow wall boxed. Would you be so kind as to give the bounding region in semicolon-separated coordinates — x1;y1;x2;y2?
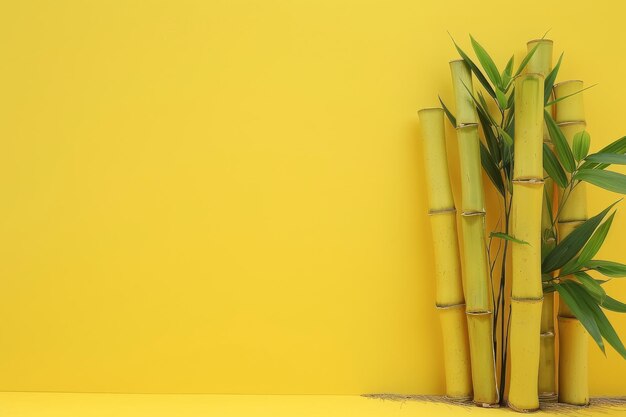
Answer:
0;0;625;395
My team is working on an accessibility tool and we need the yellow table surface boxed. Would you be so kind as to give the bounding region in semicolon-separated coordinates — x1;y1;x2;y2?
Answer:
0;393;625;417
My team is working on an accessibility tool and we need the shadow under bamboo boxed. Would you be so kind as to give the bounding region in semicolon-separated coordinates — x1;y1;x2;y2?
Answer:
450;59;499;407
507;73;545;413
526;38;558;402
555;79;589;406
418;108;473;401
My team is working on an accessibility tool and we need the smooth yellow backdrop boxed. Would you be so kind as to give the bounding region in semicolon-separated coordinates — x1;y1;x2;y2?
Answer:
0;0;625;395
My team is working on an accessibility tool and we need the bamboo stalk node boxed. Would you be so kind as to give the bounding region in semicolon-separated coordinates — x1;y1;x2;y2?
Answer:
428;207;456;215
553;79;583;88
511;296;543;303
435;302;465;310
556;120;586;127
466;310;492;316
512;178;544;184
541;331;555;337
460;210;486;217
456;122;479;130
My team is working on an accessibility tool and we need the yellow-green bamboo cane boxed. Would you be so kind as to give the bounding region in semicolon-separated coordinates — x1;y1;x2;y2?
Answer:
526;38;557;402
507;73;545;413
418;108;473;401
450;59;499;407
554;80;589;406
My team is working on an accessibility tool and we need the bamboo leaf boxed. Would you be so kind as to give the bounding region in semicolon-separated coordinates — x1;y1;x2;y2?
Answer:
576;212;615;267
490;231;528;245
581;136;626;170
480;142;505;196
573;271;606;300
568;281;626;359
594;294;626;313
449;35;497;98
575;169;626;194
496;88;508;110
556;282;605;353
544;52;563;104
438;96;456;127
573;130;591;162
543;143;568;188
514;41;540;76
584;153;626;166
470;35;502;88
586;260;626;277
497;126;513;147
476;106;500;162
502;55;514;89
546;84;597;107
544;110;576;172
542;201;618;273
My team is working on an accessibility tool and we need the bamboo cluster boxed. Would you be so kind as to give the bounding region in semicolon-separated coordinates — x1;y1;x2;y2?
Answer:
418;108;473;401
526;39;558;402
450;60;499;407
554;80;590;406
507;73;545;412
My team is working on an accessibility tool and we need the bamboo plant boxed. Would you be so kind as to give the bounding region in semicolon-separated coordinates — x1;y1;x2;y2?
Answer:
419;33;626;411
418;108;473;401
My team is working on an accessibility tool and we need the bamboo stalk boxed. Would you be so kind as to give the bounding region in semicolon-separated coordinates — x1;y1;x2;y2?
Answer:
507;73;545;413
526;38;557;402
418;108;473;401
554;80;588;404
450;60;499;407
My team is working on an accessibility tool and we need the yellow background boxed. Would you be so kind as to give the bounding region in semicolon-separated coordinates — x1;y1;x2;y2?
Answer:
0;0;625;396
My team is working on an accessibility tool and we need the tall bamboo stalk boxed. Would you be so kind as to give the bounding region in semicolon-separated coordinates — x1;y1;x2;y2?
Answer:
554;80;589;405
418;108;473;401
526;38;557;402
507;73;545;412
555;80;589;406
450;59;499;407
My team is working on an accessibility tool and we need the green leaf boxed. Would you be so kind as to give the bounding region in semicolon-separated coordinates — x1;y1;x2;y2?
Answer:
586;260;626;277
594;294;626;313
544;110;576;172
546;84;597;107
438;96;456;127
577;212;615;267
480;142;505;196
496;88;508;110
556;282;605;353
449;35;496;99
580;136;626;170
542;201;618;273
575;169;626;194
476;106;500;163
584;153;626;166
543;52;563;104
501;55;514;89
543;143;568;188
470;35;502;88
497;126;513;147
514;41;540;77
568;281;626;359
573;130;591;162
573;271;606;300
489;231;528;245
